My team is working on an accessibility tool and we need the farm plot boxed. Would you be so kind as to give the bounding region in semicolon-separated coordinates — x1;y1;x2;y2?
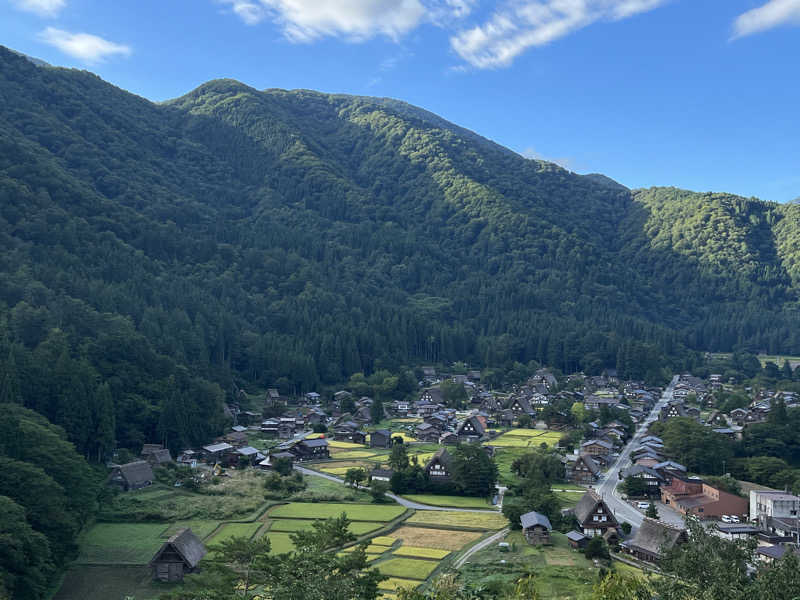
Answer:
329;450;382;460
269;502;405;521
377;558;439;580
406;510;507;530
208;522;263;544
264;532;295;554
400;494;494;509
391;526;482;550
269;519;383;535
328;440;368;449
77;523;175;565
379;577;420;592
487;430;563;448
392;546;450;560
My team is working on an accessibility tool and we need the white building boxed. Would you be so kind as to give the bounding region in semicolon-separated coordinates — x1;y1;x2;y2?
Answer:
750;490;799;528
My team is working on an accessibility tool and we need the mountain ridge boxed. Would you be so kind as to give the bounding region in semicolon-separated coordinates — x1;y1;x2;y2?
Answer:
2;44;800;455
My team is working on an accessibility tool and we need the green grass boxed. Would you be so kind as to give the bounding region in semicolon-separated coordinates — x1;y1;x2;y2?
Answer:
208;522;263;544
493;447;529;486
378;577;420;592
401;494;495;509
53;565;168;600
77;523;172;565
264;532;295;554
377;558;440;580
100;471;269;521
288;473;373;502
553;490;584;509
269;502;405;521
269;519;383;535
371;536;398;546
161;520;222;540
393;546;450;560
459;530;602;599
405;511;508;530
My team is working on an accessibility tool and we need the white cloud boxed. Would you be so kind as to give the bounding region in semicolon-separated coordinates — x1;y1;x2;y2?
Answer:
37;27;131;63
12;0;65;17
220;0;473;40
521;146;576;170
732;0;800;39
450;0;668;69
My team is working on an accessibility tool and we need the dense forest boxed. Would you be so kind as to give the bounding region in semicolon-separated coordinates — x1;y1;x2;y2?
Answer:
3;43;800;460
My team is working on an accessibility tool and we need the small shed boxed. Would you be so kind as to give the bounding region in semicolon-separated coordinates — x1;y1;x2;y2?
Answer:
566;530;588;549
149;528;206;582
370;429;393;449
520;510;552;545
108;461;154;492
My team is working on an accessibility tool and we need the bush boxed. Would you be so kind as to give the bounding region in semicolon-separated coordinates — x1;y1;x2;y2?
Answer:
620;521;632;535
584;536;610;560
370;480;390;503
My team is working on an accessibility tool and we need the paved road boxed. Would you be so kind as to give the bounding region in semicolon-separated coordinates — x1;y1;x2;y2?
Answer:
294;465;500;513
595;375;683;528
454;528;510;568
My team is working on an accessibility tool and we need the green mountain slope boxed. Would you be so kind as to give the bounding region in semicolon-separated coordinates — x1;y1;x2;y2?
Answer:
1;45;799;455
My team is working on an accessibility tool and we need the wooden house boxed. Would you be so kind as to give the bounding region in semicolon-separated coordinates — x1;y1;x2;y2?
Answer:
625;518;687;563
425;448;452;483
456;415;485;442
370;429;394;449
145;448;173;467
566;530;588;549
521;511;552;545
565;453;600;484
580;439;613;457
149;528;206;582
108;461;154;492
574;490;619;537
289;438;330;461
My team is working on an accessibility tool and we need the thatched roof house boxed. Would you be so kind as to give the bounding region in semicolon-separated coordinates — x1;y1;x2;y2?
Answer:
625;517;687;563
108;460;154;491
150;528;207;581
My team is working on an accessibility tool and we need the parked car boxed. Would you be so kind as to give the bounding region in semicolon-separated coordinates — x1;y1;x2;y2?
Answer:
730;516;740;523
637;502;650;510
721;515;733;523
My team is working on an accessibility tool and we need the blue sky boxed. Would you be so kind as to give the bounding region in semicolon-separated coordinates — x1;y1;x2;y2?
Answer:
2;0;800;202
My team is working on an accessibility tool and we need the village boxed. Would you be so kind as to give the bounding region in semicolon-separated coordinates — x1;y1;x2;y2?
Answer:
68;366;800;600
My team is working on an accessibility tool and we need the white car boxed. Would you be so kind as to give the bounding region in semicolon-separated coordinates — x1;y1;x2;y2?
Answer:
730;516;740;523
721;515;732;523
637;502;650;510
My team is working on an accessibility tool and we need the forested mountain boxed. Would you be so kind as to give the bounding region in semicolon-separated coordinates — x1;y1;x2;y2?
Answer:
2;45;800;458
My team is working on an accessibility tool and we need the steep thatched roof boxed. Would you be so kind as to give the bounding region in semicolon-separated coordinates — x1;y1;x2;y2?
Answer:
118;461;154;486
573;490;615;525
150;528;206;568
627;518;686;558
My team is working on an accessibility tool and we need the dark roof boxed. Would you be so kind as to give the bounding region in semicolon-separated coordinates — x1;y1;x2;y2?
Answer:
574;490;609;524
371;468;394;477
428;448;452;467
520;510;552;530
372;429;392;438
141;444;163;456
148;448;173;464
118;461;154;485
623;465;663;480
757;545;799;559
582;439;613;450
627;518;686;557
236;446;260;456
566;530;587;542
300;438;328;448
577;453;601;475
150;528;206;568
203;442;233;453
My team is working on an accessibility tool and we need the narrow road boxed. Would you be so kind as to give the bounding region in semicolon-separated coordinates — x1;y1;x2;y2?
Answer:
454;528;509;568
294;465;501;513
595;375;679;528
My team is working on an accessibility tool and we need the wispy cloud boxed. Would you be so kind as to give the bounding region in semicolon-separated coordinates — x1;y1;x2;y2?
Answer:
37;27;131;63
732;0;800;39
450;0;668;69
521;146;576;170
219;0;474;41
12;0;65;17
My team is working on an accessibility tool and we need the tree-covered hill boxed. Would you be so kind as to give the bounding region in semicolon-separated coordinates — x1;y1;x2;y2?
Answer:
1;45;799;457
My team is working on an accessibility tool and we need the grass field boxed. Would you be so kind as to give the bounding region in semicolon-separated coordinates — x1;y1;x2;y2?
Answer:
401;494;495;509
487;431;563;448
330;450;381;459
99;471;268;521
459;530;601;599
160;520;221;540
288;474;372;502
264;531;295;554
208;522;263;544
393;546;450;560
405;510;507;530
269;518;382;535
54;566;167;600
391;526;482;550
77;523;170;564
553;490;584;509
377;558;440;580
378;577;420;592
371;536;397;546
269;502;405;521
